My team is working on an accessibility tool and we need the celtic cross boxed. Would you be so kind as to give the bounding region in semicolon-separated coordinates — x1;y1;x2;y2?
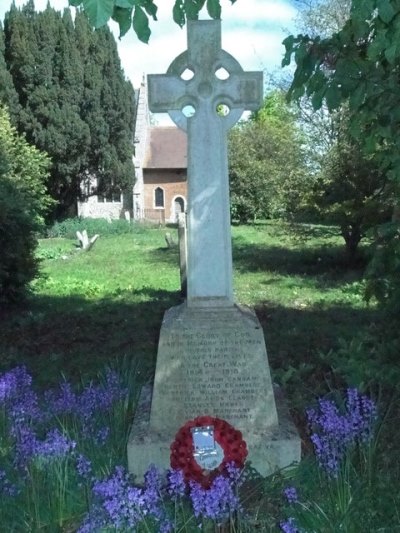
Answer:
148;20;262;306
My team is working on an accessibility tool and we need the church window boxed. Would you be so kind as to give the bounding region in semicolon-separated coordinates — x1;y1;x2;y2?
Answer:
155;187;165;208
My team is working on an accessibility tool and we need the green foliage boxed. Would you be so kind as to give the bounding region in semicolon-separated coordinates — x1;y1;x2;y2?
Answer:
284;0;400;306
69;0;236;40
45;217;145;239
2;4;135;220
0;106;51;304
308;115;391;261
228;91;309;223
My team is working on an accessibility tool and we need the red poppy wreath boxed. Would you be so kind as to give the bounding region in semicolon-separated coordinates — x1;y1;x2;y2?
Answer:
170;415;247;487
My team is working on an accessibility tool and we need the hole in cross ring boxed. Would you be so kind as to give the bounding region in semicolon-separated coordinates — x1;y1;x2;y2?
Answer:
182;104;196;117
181;68;195;81
215;67;230;80
216;104;230;116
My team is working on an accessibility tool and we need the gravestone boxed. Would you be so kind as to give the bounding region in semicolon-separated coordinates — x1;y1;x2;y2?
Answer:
128;19;300;479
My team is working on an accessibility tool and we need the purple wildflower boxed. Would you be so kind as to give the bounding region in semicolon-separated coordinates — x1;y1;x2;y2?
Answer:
0;470;19;496
283;486;298;504
189;473;241;522
167;468;186;497
280;517;299;533
36;429;76;460
76;454;92;480
0;367;41;425
143;465;164;519
95;426;110;445
81;466;159;530
307;389;377;476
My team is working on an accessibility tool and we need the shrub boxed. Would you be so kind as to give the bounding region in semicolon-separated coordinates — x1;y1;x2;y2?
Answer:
0;175;39;304
45;217;146;239
0;106;51;304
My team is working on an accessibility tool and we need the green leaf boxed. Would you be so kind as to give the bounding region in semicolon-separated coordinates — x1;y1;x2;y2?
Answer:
207;0;221;19
378;0;397;23
185;0;200;19
140;0;158;20
68;0;82;6
112;6;132;38
311;87;326;110
115;0;134;8
384;42;398;64
82;0;114;27
173;0;185;27
324;85;342;111
133;5;151;43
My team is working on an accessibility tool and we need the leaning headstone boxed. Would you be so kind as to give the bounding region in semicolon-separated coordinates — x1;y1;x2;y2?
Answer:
76;229;99;251
165;232;176;248
128;19;300;479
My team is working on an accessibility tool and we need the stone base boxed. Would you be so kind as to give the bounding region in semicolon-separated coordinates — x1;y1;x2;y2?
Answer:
127;383;300;480
127;302;301;481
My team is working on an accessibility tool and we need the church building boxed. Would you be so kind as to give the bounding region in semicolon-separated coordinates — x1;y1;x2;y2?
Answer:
77;77;188;223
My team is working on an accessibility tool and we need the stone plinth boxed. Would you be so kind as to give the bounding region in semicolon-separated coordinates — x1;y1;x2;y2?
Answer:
128;303;300;479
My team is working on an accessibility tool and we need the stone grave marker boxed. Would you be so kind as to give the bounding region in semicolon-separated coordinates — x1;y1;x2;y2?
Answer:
128;19;300;479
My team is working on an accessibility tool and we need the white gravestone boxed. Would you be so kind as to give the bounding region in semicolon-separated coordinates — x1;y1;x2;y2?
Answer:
128;19;300;479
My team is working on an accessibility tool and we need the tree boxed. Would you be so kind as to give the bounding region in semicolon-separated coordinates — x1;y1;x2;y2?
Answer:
310;114;390;261
0;105;51;303
0;23;19;120
283;0;400;303
3;3;135;219
228;91;308;223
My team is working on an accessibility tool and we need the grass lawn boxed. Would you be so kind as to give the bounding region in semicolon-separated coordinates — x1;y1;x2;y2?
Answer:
0;220;398;531
0;221;377;397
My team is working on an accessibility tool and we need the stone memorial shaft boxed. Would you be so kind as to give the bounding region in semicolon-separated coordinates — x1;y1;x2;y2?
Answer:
148;20;262;306
128;19;300;479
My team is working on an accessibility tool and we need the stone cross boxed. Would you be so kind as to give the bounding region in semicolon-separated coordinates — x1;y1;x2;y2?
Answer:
148;20;262;307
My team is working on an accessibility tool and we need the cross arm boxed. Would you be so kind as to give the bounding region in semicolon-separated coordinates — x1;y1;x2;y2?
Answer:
148;74;187;114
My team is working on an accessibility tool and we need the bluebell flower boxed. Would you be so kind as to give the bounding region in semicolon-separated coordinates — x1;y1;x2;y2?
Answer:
76;454;92;480
167;468;186;497
189;473;241;522
280;517;299;533
307;389;377;476
283;486;299;504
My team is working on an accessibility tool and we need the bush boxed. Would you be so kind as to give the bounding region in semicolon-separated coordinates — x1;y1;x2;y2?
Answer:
0;177;39;304
0;106;51;305
45;217;146;239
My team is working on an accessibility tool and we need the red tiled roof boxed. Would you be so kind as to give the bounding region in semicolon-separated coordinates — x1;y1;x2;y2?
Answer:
144;127;187;169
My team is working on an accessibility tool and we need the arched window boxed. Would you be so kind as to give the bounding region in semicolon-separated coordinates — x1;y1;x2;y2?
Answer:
154;187;164;208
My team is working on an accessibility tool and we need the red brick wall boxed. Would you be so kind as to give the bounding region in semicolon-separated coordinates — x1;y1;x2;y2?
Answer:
144;169;187;222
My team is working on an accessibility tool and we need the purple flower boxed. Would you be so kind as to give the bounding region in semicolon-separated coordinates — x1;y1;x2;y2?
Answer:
36;429;76;461
0;470;19;496
167;468;186;497
76;454;92;480
283;486;298;504
189;473;241;522
307;389;377;476
280;517;299;533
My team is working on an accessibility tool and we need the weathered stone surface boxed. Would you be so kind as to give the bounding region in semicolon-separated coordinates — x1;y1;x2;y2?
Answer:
150;303;277;434
148;20;262;307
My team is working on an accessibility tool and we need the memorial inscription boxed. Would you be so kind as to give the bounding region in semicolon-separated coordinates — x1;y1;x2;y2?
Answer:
149;305;278;434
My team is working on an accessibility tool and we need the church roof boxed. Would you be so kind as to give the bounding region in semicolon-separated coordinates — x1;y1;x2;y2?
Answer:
144;127;187;169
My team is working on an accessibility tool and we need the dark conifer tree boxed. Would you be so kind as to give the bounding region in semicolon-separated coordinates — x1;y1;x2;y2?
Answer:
0;23;19;119
3;2;135;219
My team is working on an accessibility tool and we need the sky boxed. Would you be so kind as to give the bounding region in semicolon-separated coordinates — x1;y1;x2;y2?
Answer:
0;0;298;87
